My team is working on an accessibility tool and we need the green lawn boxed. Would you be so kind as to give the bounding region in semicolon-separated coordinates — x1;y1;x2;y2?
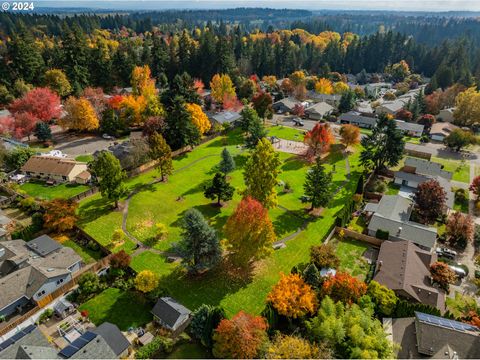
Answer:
62;239;102;264
75;154;94;163
386;182;401;195
347;215;368;234
20;181;89;200
453;189;469;214
167;343;211;359
446;292;479;318
266;125;306;141
431;157;470;183
78;288;152;330
331;237;370;281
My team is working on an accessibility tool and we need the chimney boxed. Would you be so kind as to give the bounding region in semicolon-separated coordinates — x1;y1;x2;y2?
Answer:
397;227;402;236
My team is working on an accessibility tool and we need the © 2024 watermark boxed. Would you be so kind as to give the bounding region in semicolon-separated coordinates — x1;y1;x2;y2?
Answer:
2;1;35;11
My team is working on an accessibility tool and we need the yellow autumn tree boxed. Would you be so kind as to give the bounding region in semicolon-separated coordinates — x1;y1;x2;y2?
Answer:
134;270;159;293
267;335;332;359
131;65;156;98
289;70;306;87
60;97;99;131
333;81;350;95
267;273;318;318
314;78;333;94
262;75;277;89
119;95;147;126
210;74;236;104
454;87;480;127
186;103;211;134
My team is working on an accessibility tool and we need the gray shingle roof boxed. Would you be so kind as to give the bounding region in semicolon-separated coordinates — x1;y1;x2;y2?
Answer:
27;235;62;256
339;112;377;126
305;102;333;116
404;157;453;180
394;120;424;133
152;297;191;331
0;328;55;359
209;111;242;124
92;322;130;356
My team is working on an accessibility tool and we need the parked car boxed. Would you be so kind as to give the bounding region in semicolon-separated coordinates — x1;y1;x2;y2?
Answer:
449;265;467;279
292;118;304;126
436;247;457;259
102;134;115;140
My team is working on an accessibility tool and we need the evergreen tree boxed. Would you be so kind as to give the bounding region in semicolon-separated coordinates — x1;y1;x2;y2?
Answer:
338;89;357;113
204;172;235;205
164;96;201;150
34;122;52;142
245;115;267;149
190;304;226;348
178;208;221;273
302;263;322;289
219;148;235;174
148;132;173;181
90;151;127;208
303;157;333;210
61;24;90;94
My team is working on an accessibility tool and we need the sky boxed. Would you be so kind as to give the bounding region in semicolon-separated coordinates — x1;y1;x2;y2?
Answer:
34;0;480;12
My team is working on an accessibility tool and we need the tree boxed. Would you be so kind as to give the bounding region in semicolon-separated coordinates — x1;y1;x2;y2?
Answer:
131;65;156;98
339;124;360;149
360;114;405;172
252;91;273;120
34;122;52;142
212;311;268;359
430;262;457;290
242;138;281;208
418;114;436;131
90;151;127;208
321;272;367;304
60;97;99;131
386;60;411;82
444;129;475;151
191;304;226;348
446;212;475;248
245;114;267;149
109;250;131;269
77;273;101;298
238;78;257;101
239;104;259;132
100;108;125;137
224;197;275;267
454;87;480;127
315;78;333;94
219;148;235;174
413;179;447;225
367;281;398;316
305;296;394;359
4;146;35;171
333;81;349;95
292;104;305;117
266;335;332;359
469;176;480;200
81;87;107;117
338;89;356;113
186;103;211;135
303;157;333;210
8;87;61;122
9;112;37;140
43;199;78;233
310;243;340;269
44;69;72;97
148;132;173;182
178;208;221;273
302;263;323;289
396;109;413;121
267;273;318;318
134;270;159;293
0;85;14;108
210;74;236;105
204;173;234;205
142;116;165;138
164;97;201;150
303;123;335;161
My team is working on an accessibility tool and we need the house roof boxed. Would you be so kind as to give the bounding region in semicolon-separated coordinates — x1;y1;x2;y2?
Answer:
430;122;459;138
27;235;61;256
209;111;242;124
273;97;299;110
339;111;377;126
59;331;117;359
306;91;341;102
75;171;91;180
305;102;333;116
92;322;130;356
404;157;453;180
366;195;437;249
0;326;55;359
21;156;84;177
152;297;191;331
394;120;424;133
373;240;445;310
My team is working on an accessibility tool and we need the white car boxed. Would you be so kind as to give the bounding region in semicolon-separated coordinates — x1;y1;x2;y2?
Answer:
102;134;114;140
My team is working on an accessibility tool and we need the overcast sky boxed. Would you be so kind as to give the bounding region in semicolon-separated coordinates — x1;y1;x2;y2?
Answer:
35;0;480;11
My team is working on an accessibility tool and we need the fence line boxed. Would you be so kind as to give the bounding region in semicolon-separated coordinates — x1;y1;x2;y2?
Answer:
335;226;383;247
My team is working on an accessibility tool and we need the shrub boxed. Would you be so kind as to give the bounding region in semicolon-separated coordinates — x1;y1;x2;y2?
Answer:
310;243;340;269
190;304;226;348
37;308;54;324
375;229;389;240
135;336;174;359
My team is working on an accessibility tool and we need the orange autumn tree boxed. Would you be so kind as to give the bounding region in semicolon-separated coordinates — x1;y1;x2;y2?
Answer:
339;124;360;150
224;197;275;267
60;97;99;131
212;311;268;359
315;78;333;94
43;199;78;233
267;273;318;318
119;95;147;126
321;272;367;304
131;65;156;98
304;123;335;161
186;103;211;134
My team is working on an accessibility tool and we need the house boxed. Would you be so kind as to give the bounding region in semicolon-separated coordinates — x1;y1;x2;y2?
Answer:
304;102;334;120
390;312;480;359
364;82;392;98
53;298;75;319
0;325;58;359
430;122;459;142
394;120;424;137
364;195;438;250
0;235;82;318
92;322;130;358
152;297;191;333
21;156;90;184
374;240;445;311
393;157;454;209
306;91;341;106
208;110;242;126
437;108;455;123
375;89;421;115
272;98;300;114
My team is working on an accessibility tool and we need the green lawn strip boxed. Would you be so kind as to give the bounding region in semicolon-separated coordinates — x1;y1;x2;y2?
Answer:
347;215;368;234
386;182;400;195
75;154;94;163
404;136;421;144
266;125;306;141
331;236;370;280
446;292;479;318
166;343;211;359
62;239;102;264
79;288;152;330
431;156;470;183
131;251;177;277
20;182;89;200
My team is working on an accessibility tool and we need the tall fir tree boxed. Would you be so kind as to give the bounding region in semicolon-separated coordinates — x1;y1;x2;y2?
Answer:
219;148;235;174
303;157;333;210
148;132;174;181
164;96;201;150
204;172;235;205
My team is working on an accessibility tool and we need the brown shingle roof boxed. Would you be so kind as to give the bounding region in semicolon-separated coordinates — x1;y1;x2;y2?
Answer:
75;170;91;180
21;156;80;177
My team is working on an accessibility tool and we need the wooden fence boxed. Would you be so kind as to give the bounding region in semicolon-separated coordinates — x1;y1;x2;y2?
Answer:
335;227;383;247
404;148;432;160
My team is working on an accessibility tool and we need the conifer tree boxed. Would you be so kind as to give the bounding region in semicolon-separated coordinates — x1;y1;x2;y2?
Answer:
219;148;235;174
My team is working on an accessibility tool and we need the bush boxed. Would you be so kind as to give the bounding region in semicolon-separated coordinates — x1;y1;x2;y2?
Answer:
135;336;174;359
375;229;390;240
455;188;468;203
37;308;54;324
392;299;442;318
190;304;226;348
335;198;355;227
474;225;480;250
19;197;40;213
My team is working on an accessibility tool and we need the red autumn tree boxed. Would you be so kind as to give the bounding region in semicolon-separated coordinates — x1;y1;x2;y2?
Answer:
107;95;124;110
12;112;37;140
43;199;78;233
193;79;205;96
303;123;335;161
321;271;367;304
224;197;276;267
0;115;15;135
446;212;475;248
430;262;457;290
418;114;436;131
142;116;165;138
469;175;480;200
395;109;413;121
252;91;273;119
413;179;447;225
9;87;61;122
222;93;242;111
292;104;305;117
109;250;132;269
212;311;268;359
81;87;107;117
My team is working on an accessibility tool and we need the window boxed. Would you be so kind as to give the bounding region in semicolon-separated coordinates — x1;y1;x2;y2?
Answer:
56;278;64;285
37;290;46;297
62;176;67;180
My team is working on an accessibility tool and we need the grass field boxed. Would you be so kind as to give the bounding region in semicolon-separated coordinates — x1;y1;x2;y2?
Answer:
79;288;152;330
331;237;371;281
77;130;362;316
62;239;102;264
431;157;470;183
20;181;89;200
75;154;94;163
167;343;211;359
266;125;306;141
